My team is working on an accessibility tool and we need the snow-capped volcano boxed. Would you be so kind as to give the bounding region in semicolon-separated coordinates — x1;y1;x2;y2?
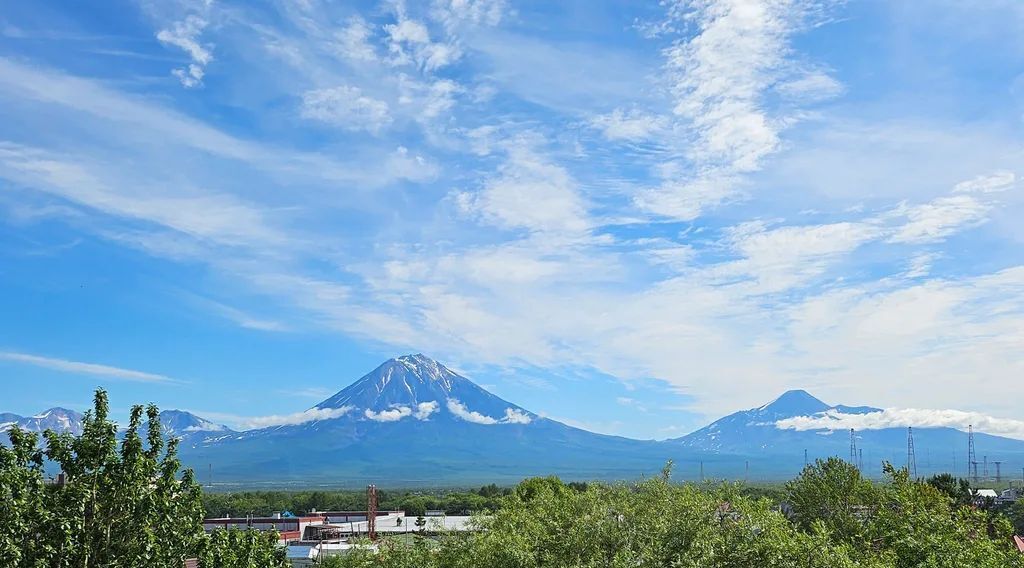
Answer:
673;390;881;453
312;354;533;426
174;354;670;484
0;407;85;435
159;410;232;437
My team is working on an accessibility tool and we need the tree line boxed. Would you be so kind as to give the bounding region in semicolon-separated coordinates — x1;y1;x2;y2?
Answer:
4;389;1024;567
203;484;511;518
325;460;1024;567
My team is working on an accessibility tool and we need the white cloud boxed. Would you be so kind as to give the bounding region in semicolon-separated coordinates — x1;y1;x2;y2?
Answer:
446;399;531;425
888;195;991;244
156;14;213;88
414;401;440;420
335;17;377;62
0;351;179;384
365;406;414;422
718;220;882;292
503;408;532;424
776;408;1024;441
0;143;290;250
385;18;461;71
905;252;939;279
636;0;842;220
363;401;439;422
953;170;1016;194
240;406;354;429
776;70;844;101
433;0;507;27
446;399;498;424
300;86;392;133
397;76;460;119
590;109;668;142
454;144;589;236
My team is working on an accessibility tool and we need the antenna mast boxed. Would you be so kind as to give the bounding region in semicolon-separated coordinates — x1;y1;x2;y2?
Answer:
907;427;917;478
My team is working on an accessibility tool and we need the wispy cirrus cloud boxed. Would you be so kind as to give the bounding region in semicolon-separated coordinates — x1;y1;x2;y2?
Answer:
636;0;845;220
0;351;179;384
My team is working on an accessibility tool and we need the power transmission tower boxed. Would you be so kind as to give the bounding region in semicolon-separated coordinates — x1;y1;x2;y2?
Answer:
744;460;749;482
994;461;1002;483
983;456;989;481
968;424;978;483
907;427;917;478
858;448;863;472
699;460;704;481
849;429;858;470
803;449;808;469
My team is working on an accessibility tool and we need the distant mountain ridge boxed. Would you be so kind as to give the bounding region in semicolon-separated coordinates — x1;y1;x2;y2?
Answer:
0;407;85;436
5;358;1024;483
0;407;230;444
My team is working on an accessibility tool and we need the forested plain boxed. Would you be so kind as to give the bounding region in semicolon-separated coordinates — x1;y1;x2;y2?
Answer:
3;389;1024;567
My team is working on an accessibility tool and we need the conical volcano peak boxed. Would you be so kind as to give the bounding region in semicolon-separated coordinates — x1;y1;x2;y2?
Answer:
394;353;454;382
309;355;536;427
316;354;477;411
757;389;830;417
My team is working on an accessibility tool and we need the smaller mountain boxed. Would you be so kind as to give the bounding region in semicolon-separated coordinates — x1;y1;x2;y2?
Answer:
0;412;22;425
159;410;233;441
673;390;880;454
4;408;85;436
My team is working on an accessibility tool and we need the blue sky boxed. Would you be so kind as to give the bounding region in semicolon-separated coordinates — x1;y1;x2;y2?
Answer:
1;0;1023;440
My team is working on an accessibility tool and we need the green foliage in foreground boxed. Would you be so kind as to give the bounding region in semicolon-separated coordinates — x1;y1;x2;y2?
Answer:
0;389;287;568
323;459;1024;568
204;484;509;518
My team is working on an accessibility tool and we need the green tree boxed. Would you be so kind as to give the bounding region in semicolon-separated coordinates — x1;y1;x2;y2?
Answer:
1008;499;1024;536
925;473;972;508
784;457;880;545
198;527;288;568
0;388;287;567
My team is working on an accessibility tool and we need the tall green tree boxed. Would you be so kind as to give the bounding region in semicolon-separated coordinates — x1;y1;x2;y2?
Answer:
0;388;287;567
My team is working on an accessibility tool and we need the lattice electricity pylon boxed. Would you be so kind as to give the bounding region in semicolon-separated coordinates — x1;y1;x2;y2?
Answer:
994;461;1002;483
849;429;858;470
907;427;917;478
968;424;977;482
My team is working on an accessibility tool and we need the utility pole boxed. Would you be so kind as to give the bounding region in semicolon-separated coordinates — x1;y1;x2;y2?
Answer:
907;427;917;478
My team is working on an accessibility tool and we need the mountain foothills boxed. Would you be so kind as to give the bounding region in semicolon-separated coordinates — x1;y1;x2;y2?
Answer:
4;354;1024;485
